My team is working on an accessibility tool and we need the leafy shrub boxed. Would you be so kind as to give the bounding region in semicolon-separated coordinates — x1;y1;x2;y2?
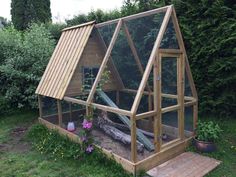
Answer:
0;23;55;109
196;120;222;142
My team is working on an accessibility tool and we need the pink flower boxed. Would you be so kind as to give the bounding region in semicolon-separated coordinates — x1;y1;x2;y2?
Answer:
86;145;94;153
82;119;92;129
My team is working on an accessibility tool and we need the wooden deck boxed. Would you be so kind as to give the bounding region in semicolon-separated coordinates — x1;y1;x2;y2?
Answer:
147;152;221;177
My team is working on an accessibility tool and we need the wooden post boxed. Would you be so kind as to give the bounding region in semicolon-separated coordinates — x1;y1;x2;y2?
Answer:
154;54;161;152
38;95;43;118
177;54;185;139
131;115;137;163
57;100;62;127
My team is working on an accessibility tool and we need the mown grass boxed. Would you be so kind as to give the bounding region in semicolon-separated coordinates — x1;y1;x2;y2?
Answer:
0;111;235;177
0;111;132;177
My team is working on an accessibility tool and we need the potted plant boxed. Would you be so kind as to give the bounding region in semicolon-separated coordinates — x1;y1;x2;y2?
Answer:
194;120;222;153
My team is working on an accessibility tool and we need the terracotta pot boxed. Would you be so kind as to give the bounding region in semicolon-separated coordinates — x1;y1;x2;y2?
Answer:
193;138;217;153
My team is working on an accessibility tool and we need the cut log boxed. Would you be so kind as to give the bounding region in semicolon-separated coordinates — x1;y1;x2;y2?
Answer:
97;112;144;153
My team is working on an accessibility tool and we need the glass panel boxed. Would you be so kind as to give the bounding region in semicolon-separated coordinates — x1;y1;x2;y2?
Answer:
185;69;193;97
184;106;194;137
162;97;177;108
41;96;57;117
97;22;118;47
162;111;178;141
161;57;177;95
125;12;165;68
160;18;179;49
93;26;143;110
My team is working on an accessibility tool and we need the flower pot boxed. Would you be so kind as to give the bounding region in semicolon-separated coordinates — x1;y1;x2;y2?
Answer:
67;122;76;132
193;138;217;153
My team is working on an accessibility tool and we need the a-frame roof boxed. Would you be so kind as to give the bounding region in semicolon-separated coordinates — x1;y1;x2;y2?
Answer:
36;21;95;99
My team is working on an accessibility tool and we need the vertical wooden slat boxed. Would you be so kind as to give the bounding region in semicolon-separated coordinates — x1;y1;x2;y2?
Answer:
177;54;185;139
87;19;123;103
193;103;198;136
57;100;62;127
131;6;173;114
154;54;162;152
131;115;137;163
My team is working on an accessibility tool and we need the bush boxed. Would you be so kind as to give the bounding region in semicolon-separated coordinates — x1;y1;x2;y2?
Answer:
0;23;55;109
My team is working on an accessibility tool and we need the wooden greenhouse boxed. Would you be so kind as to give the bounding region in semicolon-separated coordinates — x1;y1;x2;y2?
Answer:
36;5;198;174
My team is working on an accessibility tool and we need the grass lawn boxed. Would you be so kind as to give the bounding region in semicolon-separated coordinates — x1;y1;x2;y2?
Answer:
0;111;235;177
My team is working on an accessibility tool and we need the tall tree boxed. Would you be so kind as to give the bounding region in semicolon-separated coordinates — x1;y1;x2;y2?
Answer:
11;0;52;30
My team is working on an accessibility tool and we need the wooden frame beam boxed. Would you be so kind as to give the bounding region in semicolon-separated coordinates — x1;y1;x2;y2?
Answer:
95;6;170;28
136;110;157;120
57;99;62;127
87;19;123;103
131;6;173;115
64;96;132;117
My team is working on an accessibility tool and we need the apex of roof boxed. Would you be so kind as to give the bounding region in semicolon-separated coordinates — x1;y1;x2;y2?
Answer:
62;20;96;32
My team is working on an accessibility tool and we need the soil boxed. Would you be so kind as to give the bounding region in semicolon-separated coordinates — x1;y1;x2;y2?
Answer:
0;126;31;153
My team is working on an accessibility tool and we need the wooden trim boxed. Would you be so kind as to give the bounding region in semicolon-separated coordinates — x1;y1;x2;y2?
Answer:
57;100;62;127
123;22;152;92
64;96;132;117
161;105;180;113
131;6;173;114
158;49;182;54
122;89;195;101
136;110;157;120
178;54;185;140
62;21;95;31
131;115;137;163
184;100;197;107
87;19;123;102
161;138;181;149
135;137;192;172
95;6;169;28
154;55;162;152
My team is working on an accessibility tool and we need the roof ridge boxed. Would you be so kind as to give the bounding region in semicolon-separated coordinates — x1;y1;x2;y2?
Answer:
62;20;96;32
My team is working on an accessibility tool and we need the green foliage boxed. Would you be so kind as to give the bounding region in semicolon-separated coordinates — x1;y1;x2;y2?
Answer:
172;0;236;117
11;0;52;30
0;24;55;110
196;120;222;142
